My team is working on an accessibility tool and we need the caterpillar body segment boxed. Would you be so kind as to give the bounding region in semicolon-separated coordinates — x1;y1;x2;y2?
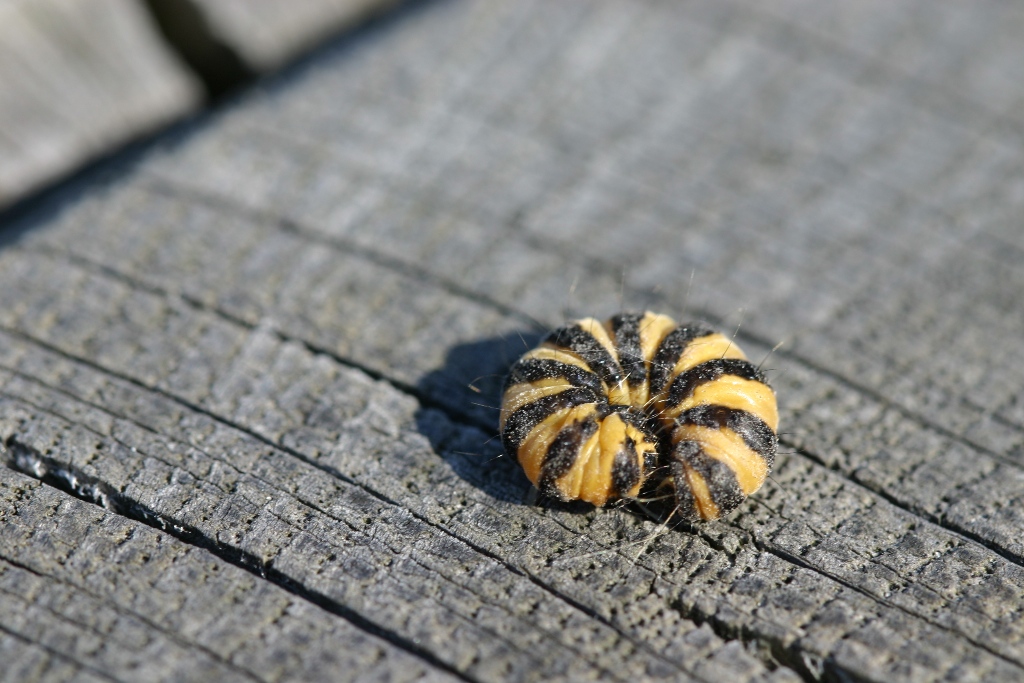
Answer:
500;311;778;520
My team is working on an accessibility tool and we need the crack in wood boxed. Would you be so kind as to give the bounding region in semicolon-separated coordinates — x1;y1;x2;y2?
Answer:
0;619;124;683
0;340;746;683
0;386;647;682
748;530;1024;672
140;175;549;334
15;238;1024;580
789;442;1024;569
0;552;266;683
1;437;478;683
4;323;1022;681
83;177;1024;486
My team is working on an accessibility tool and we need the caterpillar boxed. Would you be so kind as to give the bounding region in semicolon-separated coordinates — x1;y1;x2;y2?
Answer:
499;311;778;521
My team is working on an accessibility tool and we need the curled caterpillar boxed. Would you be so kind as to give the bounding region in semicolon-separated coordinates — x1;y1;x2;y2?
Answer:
499;311;778;521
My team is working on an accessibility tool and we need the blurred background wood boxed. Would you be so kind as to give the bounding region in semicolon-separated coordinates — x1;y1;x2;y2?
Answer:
189;0;406;71
0;0;200;206
0;0;403;209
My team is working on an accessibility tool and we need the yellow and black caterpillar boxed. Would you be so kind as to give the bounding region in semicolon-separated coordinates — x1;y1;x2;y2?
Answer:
499;311;778;521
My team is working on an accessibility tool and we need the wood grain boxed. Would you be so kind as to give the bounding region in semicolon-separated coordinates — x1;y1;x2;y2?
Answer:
3;0;1024;681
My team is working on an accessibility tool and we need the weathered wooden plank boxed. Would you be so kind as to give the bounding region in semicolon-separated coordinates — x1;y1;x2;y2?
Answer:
0;0;417;210
12;0;1022;567
191;0;405;71
0;467;460;683
2;0;1024;681
120;0;1024;568
0;323;793;683
0;632;109;683
2;235;1024;680
0;0;201;208
15;170;1024;577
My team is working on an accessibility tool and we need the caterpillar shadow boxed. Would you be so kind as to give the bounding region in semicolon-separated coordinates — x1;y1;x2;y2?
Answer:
413;328;653;518
413;329;706;528
414;329;547;505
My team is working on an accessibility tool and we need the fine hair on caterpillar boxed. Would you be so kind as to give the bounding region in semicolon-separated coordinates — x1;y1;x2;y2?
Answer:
499;309;780;523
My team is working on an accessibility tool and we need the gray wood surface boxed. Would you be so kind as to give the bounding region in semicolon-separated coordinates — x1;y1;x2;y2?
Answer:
0;0;402;209
0;0;201;208
192;0;405;71
3;0;1024;681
